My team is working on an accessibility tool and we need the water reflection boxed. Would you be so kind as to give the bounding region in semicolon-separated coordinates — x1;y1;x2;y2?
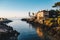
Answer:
7;19;60;40
29;23;60;40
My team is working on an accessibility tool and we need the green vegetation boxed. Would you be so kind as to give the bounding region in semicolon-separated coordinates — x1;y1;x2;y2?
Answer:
53;2;60;11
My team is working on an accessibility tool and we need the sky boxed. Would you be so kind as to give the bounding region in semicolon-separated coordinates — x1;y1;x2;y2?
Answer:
0;0;60;18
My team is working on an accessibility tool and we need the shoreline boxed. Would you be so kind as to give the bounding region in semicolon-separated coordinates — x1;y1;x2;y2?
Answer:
0;19;20;40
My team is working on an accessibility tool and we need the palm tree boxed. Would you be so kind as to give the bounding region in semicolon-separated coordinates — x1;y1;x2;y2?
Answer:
29;12;35;17
29;12;31;17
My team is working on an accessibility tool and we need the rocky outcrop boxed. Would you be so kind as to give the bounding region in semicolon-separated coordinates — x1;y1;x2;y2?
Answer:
0;19;20;40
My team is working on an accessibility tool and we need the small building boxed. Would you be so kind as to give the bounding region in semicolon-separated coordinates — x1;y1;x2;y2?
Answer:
35;10;49;24
28;10;59;25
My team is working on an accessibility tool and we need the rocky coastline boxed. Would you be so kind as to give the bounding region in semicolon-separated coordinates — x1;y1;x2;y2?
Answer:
21;18;60;40
0;19;20;40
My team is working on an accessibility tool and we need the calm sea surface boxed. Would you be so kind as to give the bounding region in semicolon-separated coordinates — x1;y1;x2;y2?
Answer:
7;19;41;40
7;18;60;40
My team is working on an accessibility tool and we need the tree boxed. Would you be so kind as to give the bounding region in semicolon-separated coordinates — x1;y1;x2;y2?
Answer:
52;2;60;10
29;12;31;17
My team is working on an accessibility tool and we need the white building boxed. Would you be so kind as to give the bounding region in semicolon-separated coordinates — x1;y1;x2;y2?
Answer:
35;10;49;24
